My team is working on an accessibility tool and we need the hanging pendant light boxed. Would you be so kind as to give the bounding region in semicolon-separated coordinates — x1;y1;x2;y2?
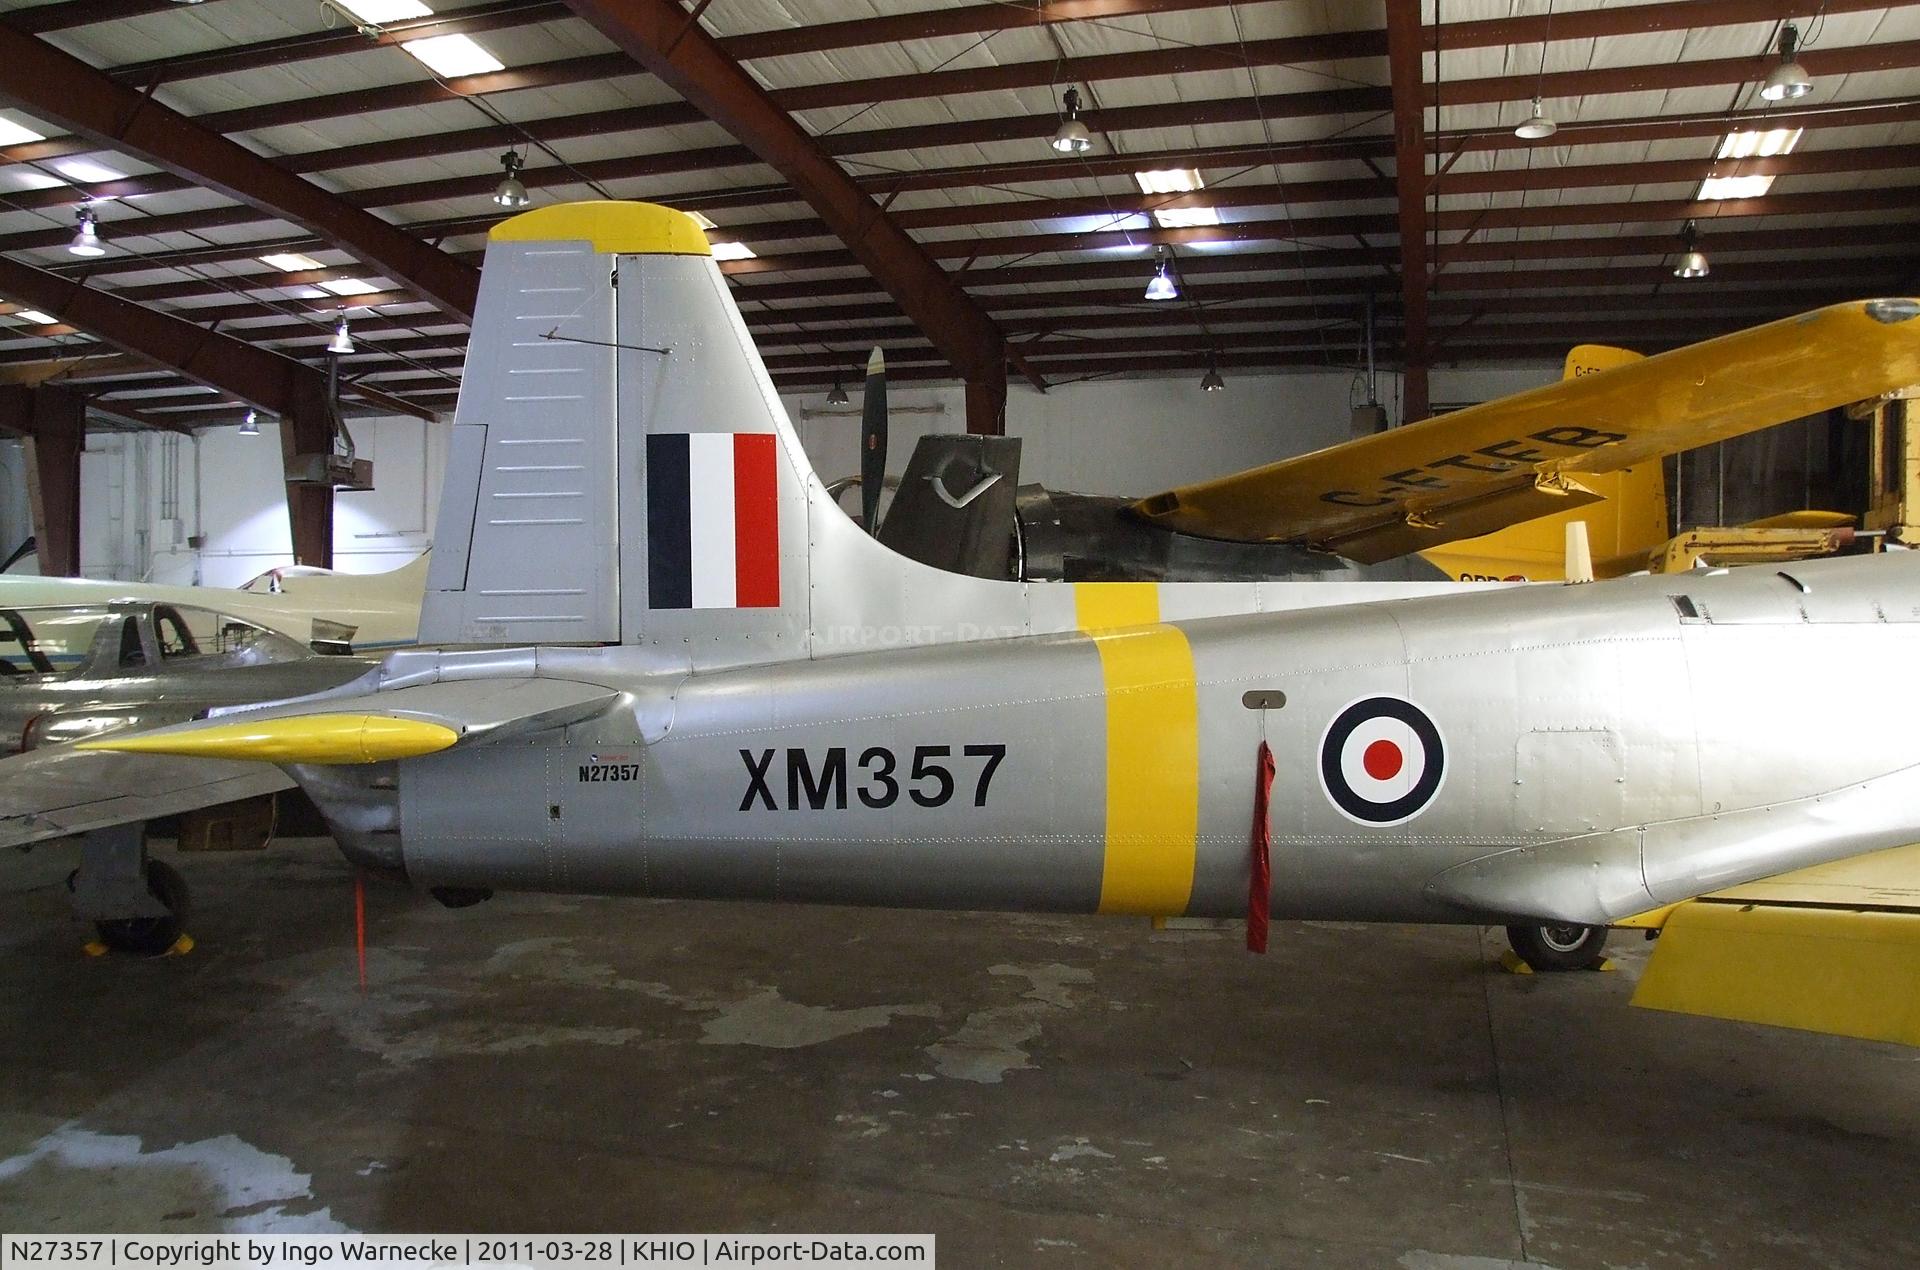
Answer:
492;150;529;209
67;205;104;257
1672;220;1710;278
1144;246;1178;301
826;374;849;406
1199;355;1225;392
1051;87;1093;154
327;311;356;354
1761;23;1814;102
1515;97;1557;140
238;409;260;436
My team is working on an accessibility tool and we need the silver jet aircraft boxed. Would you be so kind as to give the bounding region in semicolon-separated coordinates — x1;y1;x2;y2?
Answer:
87;202;1920;972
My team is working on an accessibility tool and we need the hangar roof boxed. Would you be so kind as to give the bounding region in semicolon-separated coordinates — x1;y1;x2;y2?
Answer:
0;0;1915;429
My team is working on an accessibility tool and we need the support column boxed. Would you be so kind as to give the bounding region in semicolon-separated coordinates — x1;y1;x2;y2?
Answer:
1403;362;1430;426
281;375;334;568
964;373;1006;437
1384;0;1431;426
0;384;85;576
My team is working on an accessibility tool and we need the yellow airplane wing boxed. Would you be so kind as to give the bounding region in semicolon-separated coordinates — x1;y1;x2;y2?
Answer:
1628;842;1920;1047
1131;299;1920;563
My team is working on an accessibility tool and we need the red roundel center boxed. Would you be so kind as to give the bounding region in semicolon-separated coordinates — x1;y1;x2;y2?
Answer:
1362;738;1404;781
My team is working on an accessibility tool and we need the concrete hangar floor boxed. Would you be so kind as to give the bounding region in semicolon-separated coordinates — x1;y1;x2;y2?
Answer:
0;839;1914;1268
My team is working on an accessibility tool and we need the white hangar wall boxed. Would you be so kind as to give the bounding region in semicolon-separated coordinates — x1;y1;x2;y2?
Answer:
12;366;1551;584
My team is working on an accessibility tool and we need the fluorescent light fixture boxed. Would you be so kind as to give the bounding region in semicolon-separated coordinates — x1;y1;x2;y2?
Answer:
0;116;45;148
710;241;757;261
1717;127;1803;159
1134;168;1204;195
319;277;381;296
402;33;504;78
1154;206;1221;229
14;310;57;325
260;252;324;272
1697;174;1775;200
50;156;126;185
337;0;433;21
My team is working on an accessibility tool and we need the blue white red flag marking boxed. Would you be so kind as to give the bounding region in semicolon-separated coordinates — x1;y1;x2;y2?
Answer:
646;432;780;609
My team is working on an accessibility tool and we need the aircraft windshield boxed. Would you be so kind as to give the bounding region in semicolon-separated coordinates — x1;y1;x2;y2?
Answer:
0;606;115;673
155;604;284;659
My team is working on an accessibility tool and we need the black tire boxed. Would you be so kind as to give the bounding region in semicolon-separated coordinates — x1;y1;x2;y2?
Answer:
95;859;189;957
1506;921;1608;972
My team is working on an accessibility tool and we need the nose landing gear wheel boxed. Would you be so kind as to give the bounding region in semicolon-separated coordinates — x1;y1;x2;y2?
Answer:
1506;921;1608;972
93;859;189;957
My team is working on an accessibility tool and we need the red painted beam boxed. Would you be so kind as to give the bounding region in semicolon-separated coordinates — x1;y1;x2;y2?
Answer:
2;0;220;33
109;1;567;85
0;253;436;424
0;23;479;324
566;0;1024;402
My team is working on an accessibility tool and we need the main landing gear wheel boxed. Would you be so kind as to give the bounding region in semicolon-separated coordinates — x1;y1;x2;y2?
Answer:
1505;922;1608;972
93;860;189;957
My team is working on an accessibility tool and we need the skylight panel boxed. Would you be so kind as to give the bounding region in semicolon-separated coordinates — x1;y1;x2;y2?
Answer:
402;33;504;78
1154;206;1222;229
1;169;63;192
1698;174;1775;200
50;156;125;184
319;277;382;296
260;252;324;273
336;1;433;22
1717;127;1803;159
709;241;757;261
0;116;45;148
1135;169;1204;195
13;310;57;325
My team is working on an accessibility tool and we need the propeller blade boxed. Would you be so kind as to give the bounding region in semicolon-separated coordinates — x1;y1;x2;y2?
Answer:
860;346;888;535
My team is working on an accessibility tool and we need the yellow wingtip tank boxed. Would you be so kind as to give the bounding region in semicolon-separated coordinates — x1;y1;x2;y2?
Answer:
76;715;460;765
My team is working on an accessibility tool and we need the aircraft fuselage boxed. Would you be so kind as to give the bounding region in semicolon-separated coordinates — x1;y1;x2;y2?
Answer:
374;553;1920;927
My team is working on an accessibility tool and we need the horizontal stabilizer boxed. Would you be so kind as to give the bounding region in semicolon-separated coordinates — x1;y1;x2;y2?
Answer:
77;677;620;766
1631;843;1920;1047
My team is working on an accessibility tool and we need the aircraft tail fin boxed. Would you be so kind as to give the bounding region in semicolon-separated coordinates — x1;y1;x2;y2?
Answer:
418;201;1008;666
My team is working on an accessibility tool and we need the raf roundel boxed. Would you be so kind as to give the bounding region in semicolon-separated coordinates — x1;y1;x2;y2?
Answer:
1318;695;1446;826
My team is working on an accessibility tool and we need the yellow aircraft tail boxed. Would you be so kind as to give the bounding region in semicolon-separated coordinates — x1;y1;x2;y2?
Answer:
1419;346;1669;581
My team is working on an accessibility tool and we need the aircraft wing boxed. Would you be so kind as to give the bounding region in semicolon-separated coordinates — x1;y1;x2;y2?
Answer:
75;676;623;764
1628;842;1920;1047
1130;299;1920;561
0;745;293;850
